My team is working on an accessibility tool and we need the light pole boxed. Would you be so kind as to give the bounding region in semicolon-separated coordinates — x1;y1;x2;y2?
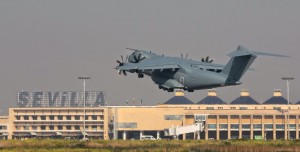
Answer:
282;77;294;140
78;76;91;140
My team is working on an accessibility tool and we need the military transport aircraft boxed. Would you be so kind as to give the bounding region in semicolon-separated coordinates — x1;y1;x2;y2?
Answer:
115;45;288;92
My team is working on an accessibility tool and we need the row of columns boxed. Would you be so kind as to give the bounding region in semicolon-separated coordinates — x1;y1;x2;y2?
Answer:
205;114;300;140
121;114;300;140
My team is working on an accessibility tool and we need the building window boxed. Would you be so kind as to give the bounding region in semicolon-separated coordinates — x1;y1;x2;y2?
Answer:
41;116;46;120
117;122;137;128
208;115;217;119
208;124;216;129
253;124;262;129
230;107;236;109
276;115;284;119
92;115;97;120
164;115;183;120
66;116;71;120
231;124;239;129
240;107;248;110
206;107;214;110
276;124;285;130
0;126;7;130
242;115;250;119
273;107;281;110
217;107;223;109
85;116;89;120
75;116;80;120
264;115;273;119
230;115;239;119
92;125;97;131
32;126;37;130
219;115;228;119
265;124;273;129
24;126;29;130
289;115;296;119
57;126;63;130
49;126;54;130
289;124;296;129
219;124;228;129
242;124;250;129
58;115;63;120
23;116;29;120
253;115;262;119
49;115;54;120
194;115;206;121
32;116;37;120
66;125;72;130
16;116;20;120
74;126;80;130
41;126;46;130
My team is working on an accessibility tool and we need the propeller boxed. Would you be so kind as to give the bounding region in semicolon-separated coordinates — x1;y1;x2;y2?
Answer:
116;55;128;76
181;53;188;59
201;56;214;63
133;53;146;63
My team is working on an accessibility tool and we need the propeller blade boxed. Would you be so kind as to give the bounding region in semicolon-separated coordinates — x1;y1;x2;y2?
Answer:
201;58;205;62
185;53;188;59
118;70;122;75
137;53;142;60
123;70;127;76
181;53;183;58
125;55;128;63
121;55;124;62
140;56;146;61
117;60;121;64
209;59;214;63
206;56;209;62
134;55;138;63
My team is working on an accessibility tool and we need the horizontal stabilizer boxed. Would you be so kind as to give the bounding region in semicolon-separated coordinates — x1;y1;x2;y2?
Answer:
228;45;290;58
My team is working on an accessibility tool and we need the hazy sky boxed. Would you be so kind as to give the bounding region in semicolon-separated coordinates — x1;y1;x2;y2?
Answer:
0;0;299;114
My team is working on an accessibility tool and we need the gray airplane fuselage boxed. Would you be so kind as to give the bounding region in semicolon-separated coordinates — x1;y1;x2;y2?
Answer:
138;56;230;91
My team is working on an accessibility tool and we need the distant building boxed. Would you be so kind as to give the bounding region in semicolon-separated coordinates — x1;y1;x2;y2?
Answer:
264;90;289;104
2;89;300;141
231;90;259;104
197;90;227;104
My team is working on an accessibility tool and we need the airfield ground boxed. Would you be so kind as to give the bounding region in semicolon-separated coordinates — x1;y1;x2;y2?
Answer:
1;139;300;152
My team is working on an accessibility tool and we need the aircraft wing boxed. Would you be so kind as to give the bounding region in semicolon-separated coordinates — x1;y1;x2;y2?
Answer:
116;58;179;71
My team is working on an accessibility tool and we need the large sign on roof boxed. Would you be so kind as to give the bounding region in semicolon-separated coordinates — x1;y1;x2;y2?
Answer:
17;91;106;107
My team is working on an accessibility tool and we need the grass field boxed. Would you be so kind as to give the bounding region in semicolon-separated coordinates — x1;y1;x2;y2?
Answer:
1;139;300;152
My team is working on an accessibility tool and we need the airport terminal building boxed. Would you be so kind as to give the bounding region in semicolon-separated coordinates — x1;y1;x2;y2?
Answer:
2;90;300;140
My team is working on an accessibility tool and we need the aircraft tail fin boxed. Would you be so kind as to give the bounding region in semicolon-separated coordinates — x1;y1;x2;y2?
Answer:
222;45;288;84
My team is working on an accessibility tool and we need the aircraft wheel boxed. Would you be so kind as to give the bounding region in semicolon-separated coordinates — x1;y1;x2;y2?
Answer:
138;73;144;78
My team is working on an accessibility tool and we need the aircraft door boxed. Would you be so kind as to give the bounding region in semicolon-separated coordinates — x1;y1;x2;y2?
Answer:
180;77;184;86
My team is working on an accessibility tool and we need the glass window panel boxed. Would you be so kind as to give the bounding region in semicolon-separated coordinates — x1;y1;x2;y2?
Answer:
208;124;216;129
265;124;273;129
164;115;183;120
231;124;239;129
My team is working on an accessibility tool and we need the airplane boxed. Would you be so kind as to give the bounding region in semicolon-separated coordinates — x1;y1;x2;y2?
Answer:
115;45;288;92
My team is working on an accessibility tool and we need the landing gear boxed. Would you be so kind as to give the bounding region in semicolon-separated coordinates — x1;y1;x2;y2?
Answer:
167;88;174;92
187;90;194;92
158;85;174;92
138;73;144;78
